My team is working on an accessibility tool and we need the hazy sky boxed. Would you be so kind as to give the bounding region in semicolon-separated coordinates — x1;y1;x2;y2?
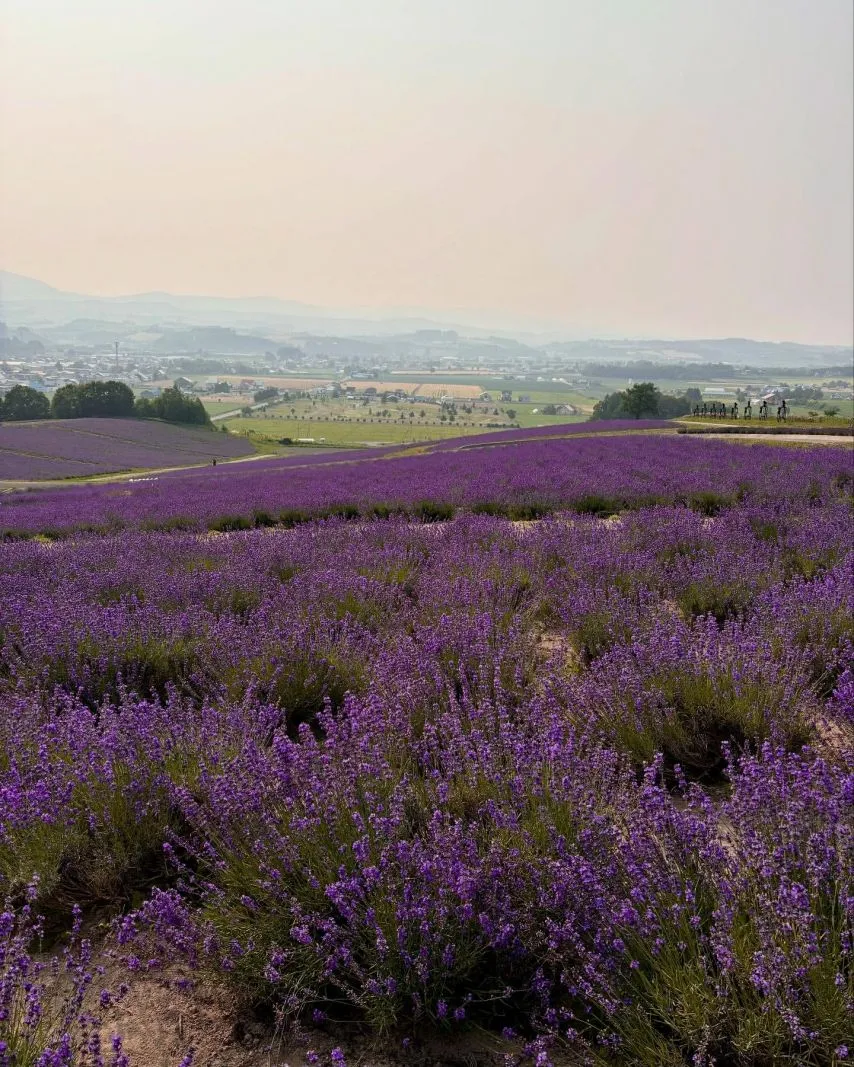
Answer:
2;0;852;342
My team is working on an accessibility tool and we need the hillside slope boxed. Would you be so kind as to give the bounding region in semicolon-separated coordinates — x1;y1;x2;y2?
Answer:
0;417;253;479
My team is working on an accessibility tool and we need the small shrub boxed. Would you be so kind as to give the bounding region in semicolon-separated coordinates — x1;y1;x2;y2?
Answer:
572;494;619;517
572;609;636;663
39;634;210;708
412;500;456;523
251;508;277;527
209;514;252;533
676;580;752;625
328;503;360;521
278;508;311;528
506;501;553;521
237;649;367;739
687;491;729;517
579;624;816;780
366;503;407;520
471;501;507;517
749;517;779;543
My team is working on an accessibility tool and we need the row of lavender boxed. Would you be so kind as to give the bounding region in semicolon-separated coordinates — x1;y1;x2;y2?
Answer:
1;454;852;1063
0;420;665;486
0;418;253;481
1;428;850;536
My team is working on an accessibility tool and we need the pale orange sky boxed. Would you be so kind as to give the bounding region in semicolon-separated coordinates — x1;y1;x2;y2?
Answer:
1;0;852;342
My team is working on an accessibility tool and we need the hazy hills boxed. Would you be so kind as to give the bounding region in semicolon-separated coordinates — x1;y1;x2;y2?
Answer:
2;271;852;369
0;270;548;339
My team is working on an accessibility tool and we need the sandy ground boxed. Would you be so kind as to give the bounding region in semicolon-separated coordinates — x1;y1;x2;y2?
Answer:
696;432;852;445
98;968;517;1067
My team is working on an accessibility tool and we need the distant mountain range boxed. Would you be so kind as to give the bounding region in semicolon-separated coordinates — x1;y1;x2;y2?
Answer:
545;337;854;370
0;270;564;339
2;271;852;368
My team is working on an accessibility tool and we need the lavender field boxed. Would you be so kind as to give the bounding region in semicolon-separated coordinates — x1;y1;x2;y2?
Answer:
0;424;849;539
1;432;852;1066
0;418;253;480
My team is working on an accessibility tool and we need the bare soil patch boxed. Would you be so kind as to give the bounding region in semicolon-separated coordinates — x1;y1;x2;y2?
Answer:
698;432;852;445
101;970;516;1067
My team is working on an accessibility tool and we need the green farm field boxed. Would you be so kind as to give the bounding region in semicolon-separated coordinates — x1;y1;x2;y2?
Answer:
227;416;490;447
225;392;589;448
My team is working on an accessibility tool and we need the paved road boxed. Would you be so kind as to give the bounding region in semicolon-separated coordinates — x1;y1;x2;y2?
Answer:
210;401;269;422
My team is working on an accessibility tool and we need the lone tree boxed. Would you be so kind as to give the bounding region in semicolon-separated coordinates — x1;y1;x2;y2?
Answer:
0;385;51;421
622;382;660;419
51;383;82;419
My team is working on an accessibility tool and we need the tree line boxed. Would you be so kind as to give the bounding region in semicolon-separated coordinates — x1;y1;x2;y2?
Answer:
589;383;699;421
0;382;211;426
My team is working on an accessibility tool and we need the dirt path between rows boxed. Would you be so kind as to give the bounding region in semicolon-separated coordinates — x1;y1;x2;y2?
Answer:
0;450;341;492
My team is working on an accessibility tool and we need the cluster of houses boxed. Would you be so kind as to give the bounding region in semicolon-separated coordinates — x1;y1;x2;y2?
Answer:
0;354;165;400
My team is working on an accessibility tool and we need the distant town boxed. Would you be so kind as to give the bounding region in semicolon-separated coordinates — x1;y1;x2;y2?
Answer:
1;325;852;403
1;273;851;448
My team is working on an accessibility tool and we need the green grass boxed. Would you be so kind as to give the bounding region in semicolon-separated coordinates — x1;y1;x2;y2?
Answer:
512;407;587;427
221;386;594;448
227;416;516;447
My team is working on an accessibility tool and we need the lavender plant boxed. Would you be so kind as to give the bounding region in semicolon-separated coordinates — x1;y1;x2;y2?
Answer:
1;883;131;1067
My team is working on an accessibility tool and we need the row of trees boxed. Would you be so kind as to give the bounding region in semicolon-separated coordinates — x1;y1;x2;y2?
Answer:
134;389;211;425
580;361;739;381
0;383;210;426
590;383;698;421
769;384;824;403
52;380;136;418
